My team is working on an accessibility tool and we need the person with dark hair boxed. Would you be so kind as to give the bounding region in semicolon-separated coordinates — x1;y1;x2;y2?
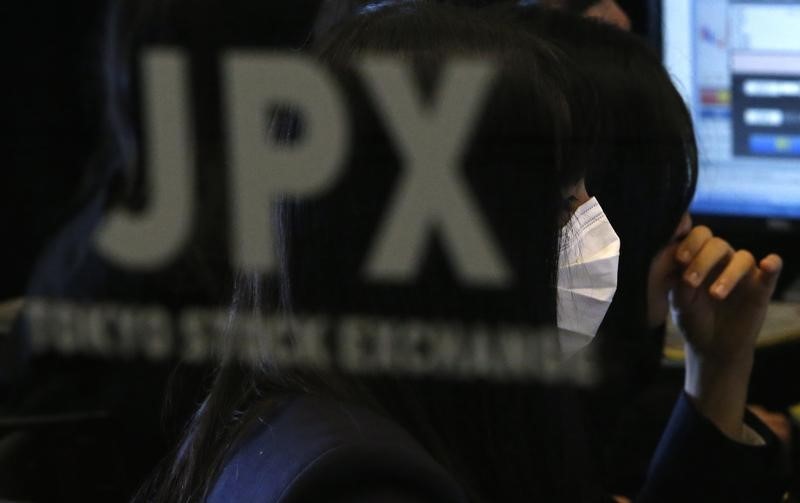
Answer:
124;2;791;502
497;4;791;499
1;2;172;500
2;1;331;500
493;0;695;406
138;3;605;501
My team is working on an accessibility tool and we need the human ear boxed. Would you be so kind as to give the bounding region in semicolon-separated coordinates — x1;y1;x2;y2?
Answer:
562;178;590;210
559;178;591;224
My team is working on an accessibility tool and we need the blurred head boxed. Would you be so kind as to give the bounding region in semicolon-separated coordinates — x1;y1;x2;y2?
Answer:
537;0;631;30
140;2;607;502
5;0;123;301
582;0;630;30
303;0;600;327
281;3;604;495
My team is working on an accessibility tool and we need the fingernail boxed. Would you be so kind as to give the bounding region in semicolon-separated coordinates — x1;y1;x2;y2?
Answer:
685;271;700;286
712;282;728;297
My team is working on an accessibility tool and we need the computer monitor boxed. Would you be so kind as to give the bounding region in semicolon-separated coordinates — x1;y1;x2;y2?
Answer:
662;0;800;221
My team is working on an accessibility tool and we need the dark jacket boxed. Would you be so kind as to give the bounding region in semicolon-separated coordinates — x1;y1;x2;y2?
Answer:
209;392;786;502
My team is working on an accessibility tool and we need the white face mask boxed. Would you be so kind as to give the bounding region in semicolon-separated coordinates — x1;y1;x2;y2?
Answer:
557;197;620;356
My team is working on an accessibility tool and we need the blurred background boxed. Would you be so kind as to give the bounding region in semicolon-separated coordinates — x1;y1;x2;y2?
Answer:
3;0;800;500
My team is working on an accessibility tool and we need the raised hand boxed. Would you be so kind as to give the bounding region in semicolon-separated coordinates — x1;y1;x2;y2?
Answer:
671;225;782;441
672;225;782;362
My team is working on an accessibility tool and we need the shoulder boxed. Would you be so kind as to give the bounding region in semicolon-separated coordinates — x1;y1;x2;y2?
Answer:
207;394;467;503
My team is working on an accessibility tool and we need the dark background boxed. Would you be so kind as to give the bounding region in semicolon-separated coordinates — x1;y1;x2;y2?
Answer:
3;1;798;501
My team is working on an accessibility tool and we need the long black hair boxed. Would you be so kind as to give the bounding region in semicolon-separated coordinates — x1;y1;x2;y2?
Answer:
501;4;698;390
133;2;609;502
494;8;699;490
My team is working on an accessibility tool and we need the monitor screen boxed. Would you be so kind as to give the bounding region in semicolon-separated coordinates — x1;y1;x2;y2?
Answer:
662;0;800;219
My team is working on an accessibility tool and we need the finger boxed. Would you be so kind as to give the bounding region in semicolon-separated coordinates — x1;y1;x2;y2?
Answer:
760;254;783;275
757;254;783;293
709;249;756;299
676;226;713;265
749;406;792;444
682;237;734;288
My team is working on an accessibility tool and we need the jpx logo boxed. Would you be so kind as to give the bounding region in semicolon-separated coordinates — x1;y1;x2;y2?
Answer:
95;49;511;286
